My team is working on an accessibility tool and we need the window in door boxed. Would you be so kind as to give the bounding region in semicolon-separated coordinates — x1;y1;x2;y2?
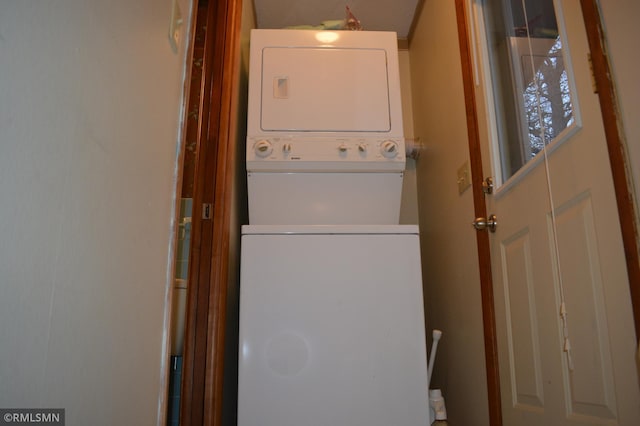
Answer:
481;0;580;183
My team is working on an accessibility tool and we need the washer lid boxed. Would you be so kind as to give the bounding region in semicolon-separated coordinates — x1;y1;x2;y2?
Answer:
241;224;419;235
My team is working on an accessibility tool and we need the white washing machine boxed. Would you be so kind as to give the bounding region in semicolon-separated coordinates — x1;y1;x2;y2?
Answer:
238;225;430;426
246;29;406;225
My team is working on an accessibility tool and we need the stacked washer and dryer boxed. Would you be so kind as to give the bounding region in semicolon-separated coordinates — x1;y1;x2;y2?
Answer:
239;29;431;425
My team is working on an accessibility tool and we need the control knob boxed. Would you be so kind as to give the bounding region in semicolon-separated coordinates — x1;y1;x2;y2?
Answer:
338;143;348;154
380;140;399;158
282;143;292;154
254;139;273;158
357;143;367;153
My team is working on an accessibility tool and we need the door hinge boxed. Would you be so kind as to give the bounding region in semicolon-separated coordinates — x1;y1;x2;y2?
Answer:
588;53;598;94
202;203;213;220
482;177;494;194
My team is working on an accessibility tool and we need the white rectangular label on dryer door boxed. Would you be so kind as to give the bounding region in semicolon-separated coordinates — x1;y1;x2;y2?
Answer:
260;47;391;133
273;77;289;99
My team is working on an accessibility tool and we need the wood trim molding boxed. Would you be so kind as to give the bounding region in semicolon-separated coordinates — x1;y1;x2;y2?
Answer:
579;0;640;340
203;0;243;424
453;1;503;425
180;0;243;424
180;0;219;423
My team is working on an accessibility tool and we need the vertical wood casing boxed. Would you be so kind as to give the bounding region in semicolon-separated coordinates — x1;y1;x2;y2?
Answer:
454;1;503;425
180;0;216;423
180;0;243;425
203;0;243;424
579;0;640;340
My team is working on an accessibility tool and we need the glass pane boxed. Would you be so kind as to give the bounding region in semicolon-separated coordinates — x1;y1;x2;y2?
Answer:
482;0;576;181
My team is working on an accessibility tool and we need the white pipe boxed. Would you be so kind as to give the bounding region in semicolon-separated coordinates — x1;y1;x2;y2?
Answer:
426;329;442;390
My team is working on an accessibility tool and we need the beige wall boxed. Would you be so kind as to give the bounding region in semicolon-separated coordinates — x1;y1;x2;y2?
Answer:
0;1;193;424
409;1;490;425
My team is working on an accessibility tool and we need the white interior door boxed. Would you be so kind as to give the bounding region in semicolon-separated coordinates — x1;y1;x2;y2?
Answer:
475;0;640;424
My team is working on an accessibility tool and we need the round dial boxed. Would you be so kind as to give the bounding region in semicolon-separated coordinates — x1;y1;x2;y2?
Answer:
338;143;348;154
254;140;273;158
380;140;399;158
358;143;367;153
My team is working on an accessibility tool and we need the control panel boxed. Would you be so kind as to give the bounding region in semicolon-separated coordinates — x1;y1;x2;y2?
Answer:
246;137;406;172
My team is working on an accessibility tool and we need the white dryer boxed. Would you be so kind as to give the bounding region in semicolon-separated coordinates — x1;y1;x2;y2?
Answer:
246;30;406;225
238;225;430;426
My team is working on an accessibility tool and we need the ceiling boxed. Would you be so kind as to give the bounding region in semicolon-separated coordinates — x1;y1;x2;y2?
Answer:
252;0;422;40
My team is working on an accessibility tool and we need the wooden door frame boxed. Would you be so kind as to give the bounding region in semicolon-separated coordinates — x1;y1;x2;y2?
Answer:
454;2;502;424
455;1;640;425
179;0;243;424
578;0;640;337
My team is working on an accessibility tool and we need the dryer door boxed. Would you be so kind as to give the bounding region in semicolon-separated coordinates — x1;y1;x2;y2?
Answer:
260;47;391;133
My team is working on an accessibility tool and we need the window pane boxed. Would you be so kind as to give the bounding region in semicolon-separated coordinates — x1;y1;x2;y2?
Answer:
483;0;576;181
